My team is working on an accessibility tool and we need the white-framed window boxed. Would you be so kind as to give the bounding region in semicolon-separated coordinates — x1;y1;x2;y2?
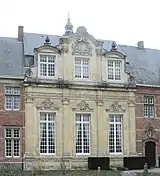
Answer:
5;87;20;111
108;60;122;81
5;128;20;158
109;114;123;154
75;113;90;155
75;57;90;79
39;54;56;77
40;112;56;154
144;96;155;118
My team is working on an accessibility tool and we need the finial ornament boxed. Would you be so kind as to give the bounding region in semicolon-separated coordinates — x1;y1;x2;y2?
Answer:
64;12;73;36
44;36;51;45
110;41;117;51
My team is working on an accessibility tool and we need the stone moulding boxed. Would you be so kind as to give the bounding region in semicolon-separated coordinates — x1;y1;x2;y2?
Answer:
72;100;93;111
106;101;125;112
61;97;70;105
96;96;104;106
36;99;60;110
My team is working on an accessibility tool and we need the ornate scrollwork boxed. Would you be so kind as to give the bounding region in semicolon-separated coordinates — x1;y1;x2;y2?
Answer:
72;37;92;56
72;100;93;111
106;102;125;112
128;73;136;87
24;68;33;81
36;99;59;110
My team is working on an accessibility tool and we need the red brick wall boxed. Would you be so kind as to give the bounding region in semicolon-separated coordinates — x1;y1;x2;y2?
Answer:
136;87;160;154
0;83;25;163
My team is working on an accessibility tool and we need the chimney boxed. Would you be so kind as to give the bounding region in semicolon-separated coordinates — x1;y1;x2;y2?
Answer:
18;26;24;41
137;41;144;49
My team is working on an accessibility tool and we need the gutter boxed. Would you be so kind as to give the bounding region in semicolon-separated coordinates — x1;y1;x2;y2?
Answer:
0;76;24;80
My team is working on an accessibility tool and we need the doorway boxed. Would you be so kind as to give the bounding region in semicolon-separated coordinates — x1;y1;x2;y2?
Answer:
145;141;156;168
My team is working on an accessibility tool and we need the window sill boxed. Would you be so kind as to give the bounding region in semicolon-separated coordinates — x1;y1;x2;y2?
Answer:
5;109;20;111
109;153;123;157
5;156;20;159
38;76;57;79
76;153;90;156
40;153;56;156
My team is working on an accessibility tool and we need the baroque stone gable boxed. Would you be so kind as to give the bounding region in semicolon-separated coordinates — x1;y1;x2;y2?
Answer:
36;99;59;110
72;37;92;56
106;102;125;112
72;100;93;111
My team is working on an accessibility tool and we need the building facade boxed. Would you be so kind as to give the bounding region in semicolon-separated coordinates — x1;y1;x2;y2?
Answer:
22;24;137;169
0;17;160;170
0;37;25;167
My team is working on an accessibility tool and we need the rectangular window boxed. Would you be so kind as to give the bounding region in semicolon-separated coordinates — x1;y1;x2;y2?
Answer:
5;128;20;158
75;57;89;79
109;114;122;154
39;55;56;77
108;60;121;81
144;96;155;117
40;112;56;154
75;113;90;155
5;87;20;111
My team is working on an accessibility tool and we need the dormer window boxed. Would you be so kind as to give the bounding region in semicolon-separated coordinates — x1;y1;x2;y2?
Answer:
107;60;122;81
39;54;56;78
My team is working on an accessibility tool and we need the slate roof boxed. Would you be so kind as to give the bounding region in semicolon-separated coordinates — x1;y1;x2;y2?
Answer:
23;31;160;86
0;37;24;78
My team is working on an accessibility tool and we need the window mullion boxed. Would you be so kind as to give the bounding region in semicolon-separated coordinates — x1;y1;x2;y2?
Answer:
81;59;83;78
113;62;116;80
47;56;49;77
47;115;49;154
11;129;13;157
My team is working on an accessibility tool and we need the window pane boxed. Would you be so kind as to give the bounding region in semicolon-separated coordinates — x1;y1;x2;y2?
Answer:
5;87;12;94
83;66;89;78
108;60;121;81
13;96;20;110
5;129;12;138
5;96;12;110
13;88;20;95
108;68;114;80
40;55;47;62
5;140;12;157
40;112;56;154
13;129;20;138
109;115;122;154
115;68;121;80
40;63;47;76
40;55;55;77
108;60;113;67
48;64;55;76
13;140;20;157
144;96;155;117
40;122;47;154
115;61;121;68
75;57;89;79
75;66;81;78
76;114;90;154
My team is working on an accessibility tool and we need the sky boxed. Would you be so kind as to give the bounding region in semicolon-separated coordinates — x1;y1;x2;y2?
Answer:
0;0;160;49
